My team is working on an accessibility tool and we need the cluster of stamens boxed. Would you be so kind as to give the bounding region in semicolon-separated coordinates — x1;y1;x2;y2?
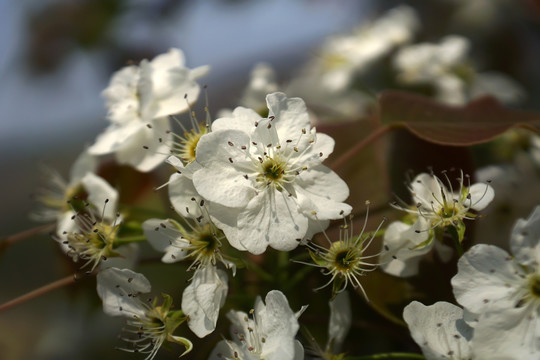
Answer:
61;199;120;272
153;199;229;272
299;203;386;300
392;170;492;232
226;116;319;194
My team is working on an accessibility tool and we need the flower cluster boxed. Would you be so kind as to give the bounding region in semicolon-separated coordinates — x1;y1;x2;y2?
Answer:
13;2;540;359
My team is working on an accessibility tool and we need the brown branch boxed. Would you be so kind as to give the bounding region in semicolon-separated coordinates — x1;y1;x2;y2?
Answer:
0;223;56;255
0;274;80;313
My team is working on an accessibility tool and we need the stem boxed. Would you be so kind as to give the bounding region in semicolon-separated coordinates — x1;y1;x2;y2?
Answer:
113;235;147;248
0;223;55;255
0;274;80;313
330;125;393;171
345;353;425;360
453;235;464;257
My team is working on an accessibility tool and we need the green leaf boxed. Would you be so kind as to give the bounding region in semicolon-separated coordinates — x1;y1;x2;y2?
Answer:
379;91;540;146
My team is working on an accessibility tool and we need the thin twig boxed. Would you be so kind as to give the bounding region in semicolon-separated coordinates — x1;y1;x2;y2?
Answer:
0;223;55;255
0;274;79;313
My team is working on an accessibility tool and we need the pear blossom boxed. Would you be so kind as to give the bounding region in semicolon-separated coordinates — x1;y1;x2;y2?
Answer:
192;92;351;254
209;290;304;360
301;206;384;299
451;206;540;359
57;172;122;271
381;171;494;277
287;5;419;123
403;301;473;360
96;267;192;359
394;35;525;105
89;48;209;171
143;216;234;337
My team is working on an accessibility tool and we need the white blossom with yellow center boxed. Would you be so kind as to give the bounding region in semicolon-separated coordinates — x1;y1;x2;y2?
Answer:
192;92;351;254
452;206;540;359
89;48;209;172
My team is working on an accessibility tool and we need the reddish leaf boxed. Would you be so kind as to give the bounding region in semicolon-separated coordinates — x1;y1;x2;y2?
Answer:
379;90;540;146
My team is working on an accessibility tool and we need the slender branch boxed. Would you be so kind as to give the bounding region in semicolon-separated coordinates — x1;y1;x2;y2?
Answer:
345;353;425;360
0;274;80;313
330;125;393;171
0;223;55;255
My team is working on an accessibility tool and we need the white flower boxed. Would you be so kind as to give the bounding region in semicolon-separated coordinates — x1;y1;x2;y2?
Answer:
395;171;493;238
381;171;493;277
451;206;540;359
394;35;524;105
403;301;473;360
58;172;122;271
192;92;351;254
96;267;192;359
287;5;419;123
143;215;234;338
209;290;304;360
89;48;209;171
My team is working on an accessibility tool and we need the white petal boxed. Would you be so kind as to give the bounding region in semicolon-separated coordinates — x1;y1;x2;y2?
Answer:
96;267;150;318
193;129;255;208
236;190;308;254
327;291;351;351
142;218;188;263
205;203;247;251
451;244;524;314
81;173;118;220
168;172;203;219
380;219;432;277
295;164;351;219
182;267;229;338
88;121;143;155
411;173;446;210
114;116;171;172
68;148;97;183
403;301;472;360
472;306;540;360
510;206;540;267
468;182;495;211
211;106;261;133
266;92;311;143
260;290;300;360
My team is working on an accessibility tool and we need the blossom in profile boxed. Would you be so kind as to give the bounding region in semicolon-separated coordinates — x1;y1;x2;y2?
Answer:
142;215;234;338
394;35;525;105
57;173;122;271
451;206;540;359
381;170;494;277
89;48;209;171
209;290;305;360
192;92;351;254
403;301;473;360
96;267;192;359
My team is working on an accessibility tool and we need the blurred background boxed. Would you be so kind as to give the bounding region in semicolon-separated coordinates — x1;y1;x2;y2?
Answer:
1;0;540;359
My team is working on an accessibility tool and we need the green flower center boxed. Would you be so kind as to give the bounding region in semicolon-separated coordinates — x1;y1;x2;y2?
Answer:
529;274;540;298
263;159;285;181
